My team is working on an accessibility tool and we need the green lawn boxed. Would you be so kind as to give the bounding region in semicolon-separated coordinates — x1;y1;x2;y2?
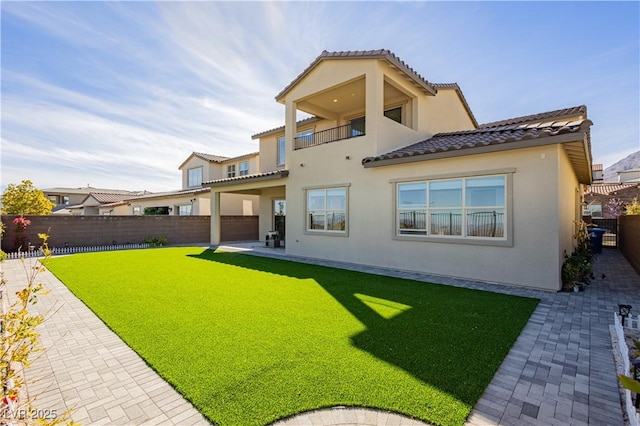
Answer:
46;247;538;426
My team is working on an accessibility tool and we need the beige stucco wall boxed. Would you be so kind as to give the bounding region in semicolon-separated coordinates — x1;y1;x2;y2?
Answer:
557;145;582;261
128;192;257;216
181;156;223;189
285;144;570;291
271;59;476;174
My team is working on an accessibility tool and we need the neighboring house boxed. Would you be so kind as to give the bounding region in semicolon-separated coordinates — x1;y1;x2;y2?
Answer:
583;164;640;218
99;152;260;216
207;49;590;291
42;187;146;215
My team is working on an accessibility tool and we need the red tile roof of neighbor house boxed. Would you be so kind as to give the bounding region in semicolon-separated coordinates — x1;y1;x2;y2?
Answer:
86;193;139;204
362;113;592;166
276;49;438;101
585;183;639;195
592;163;603;171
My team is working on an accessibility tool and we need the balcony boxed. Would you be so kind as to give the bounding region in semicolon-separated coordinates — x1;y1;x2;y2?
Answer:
294;120;365;150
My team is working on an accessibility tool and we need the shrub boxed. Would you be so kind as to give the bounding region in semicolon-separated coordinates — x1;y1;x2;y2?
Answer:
143;236;168;247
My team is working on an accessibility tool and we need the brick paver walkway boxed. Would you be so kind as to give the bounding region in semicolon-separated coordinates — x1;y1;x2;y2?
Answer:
2;246;638;425
1;258;209;425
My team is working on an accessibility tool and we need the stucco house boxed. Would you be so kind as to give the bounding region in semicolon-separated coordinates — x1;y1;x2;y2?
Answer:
98;152;260;216
203;49;593;291
43;187;147;215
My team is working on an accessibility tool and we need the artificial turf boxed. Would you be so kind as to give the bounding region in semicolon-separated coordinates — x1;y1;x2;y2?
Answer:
46;247;538;426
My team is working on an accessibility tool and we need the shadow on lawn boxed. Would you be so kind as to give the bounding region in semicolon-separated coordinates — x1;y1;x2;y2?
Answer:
188;249;537;406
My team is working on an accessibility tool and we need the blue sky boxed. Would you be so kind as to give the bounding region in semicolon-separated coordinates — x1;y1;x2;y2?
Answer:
1;1;638;192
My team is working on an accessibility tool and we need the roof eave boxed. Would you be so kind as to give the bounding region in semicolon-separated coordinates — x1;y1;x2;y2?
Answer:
275;50;437;103
363;131;593;183
203;170;289;188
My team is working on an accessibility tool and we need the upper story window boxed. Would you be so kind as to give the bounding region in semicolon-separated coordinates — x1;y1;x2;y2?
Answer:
306;187;348;234
384;106;402;124
590;203;603;218
277;137;285;166
350;117;365;137
188;167;203;187
227;165;236;178
278;129;314;165
397;175;506;240
239;161;249;176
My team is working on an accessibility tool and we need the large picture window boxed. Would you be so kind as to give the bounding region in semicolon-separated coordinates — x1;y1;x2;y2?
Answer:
306;187;347;233
188;167;203;187
397;175;506;239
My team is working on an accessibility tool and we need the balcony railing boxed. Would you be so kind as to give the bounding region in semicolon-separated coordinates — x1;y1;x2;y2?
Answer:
294;121;365;150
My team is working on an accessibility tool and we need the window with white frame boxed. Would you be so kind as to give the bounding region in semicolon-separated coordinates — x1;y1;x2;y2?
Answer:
590;203;603;218
177;204;192;216
277;136;285;166
397;175;506;239
239;161;249;176
133;206;142;215
188;167;203;187
227;165;236;178
306;187;347;233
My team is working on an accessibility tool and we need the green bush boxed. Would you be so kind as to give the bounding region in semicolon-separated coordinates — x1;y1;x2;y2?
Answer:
143;236;168;247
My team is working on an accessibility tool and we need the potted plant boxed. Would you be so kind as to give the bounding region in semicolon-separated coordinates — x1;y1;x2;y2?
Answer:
561;221;594;292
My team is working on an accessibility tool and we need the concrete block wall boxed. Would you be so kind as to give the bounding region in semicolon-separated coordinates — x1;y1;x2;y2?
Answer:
1;215;258;252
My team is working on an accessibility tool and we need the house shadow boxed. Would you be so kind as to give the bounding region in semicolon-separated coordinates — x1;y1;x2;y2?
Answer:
187;249;537;406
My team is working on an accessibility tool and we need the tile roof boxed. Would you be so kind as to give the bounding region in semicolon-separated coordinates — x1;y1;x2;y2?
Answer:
203;170;289;187
276;50;437;101
192;152;229;163
592;164;603;171
180;151;258;170
432;83;478;128
585;182;639;195
42;186;144;195
251;117;321;140
362;119;592;165
479;105;587;128
88;193;139;204
123;187;210;202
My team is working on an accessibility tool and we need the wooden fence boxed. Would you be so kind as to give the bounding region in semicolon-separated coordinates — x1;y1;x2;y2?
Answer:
619;215;640;274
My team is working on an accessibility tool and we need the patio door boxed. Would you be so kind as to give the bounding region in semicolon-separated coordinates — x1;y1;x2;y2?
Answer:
274;199;286;242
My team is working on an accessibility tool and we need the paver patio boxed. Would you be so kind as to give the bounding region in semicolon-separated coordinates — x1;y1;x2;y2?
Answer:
2;246;638;425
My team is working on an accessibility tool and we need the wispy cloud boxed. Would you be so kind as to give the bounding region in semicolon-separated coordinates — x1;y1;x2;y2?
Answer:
1;1;638;193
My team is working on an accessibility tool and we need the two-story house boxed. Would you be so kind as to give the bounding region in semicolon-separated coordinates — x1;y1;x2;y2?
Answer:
43;187;147;215
203;49;593;291
99;152;260;216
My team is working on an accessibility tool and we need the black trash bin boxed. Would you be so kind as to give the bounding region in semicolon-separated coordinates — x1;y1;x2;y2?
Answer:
589;228;606;253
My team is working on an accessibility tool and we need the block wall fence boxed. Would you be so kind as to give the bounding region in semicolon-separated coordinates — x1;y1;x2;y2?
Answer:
1;215;259;252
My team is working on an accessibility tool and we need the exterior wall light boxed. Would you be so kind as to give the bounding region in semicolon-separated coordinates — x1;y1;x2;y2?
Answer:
618;304;632;326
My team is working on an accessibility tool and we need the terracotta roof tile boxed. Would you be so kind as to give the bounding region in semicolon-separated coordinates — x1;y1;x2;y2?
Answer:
479;105;587;128
362;119;592;165
592;164;603;171
203;170;289;187
192;152;229;163
87;193;139;203
251;117;321;140
585;182;639;195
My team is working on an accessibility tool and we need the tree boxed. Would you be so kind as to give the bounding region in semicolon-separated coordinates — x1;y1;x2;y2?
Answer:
625;197;640;215
0;180;55;215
